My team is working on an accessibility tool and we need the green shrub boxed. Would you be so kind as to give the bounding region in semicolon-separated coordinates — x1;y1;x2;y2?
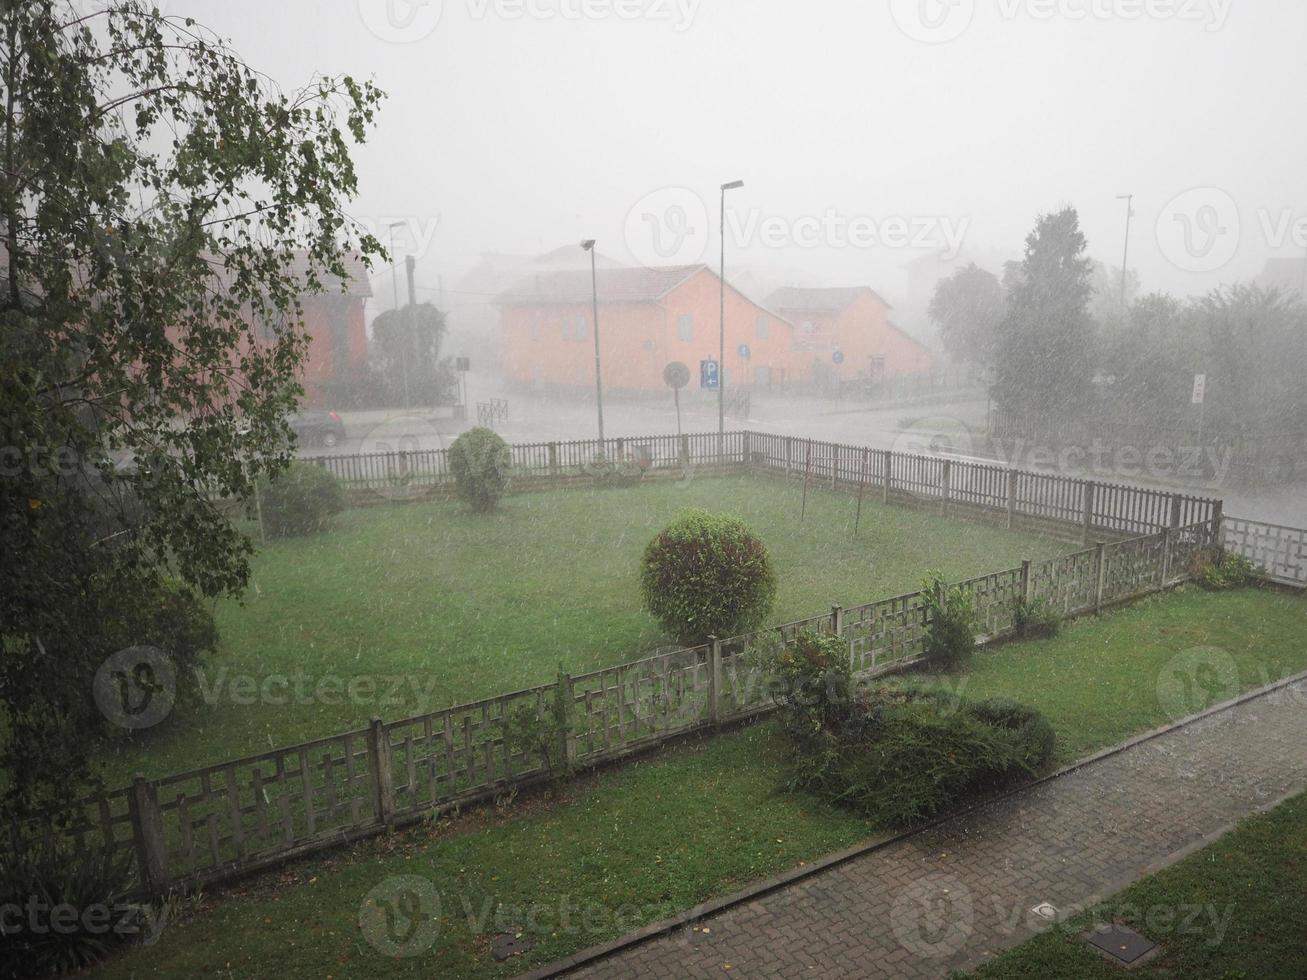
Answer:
1191;549;1257;590
921;574;977;671
639;510;777;646
447;427;512;512
777;683;1056;828
765;630;852;727
0;842;148;979
101;577;219;721
1014;596;1060;639
966;696;1057;774
258;462;344;537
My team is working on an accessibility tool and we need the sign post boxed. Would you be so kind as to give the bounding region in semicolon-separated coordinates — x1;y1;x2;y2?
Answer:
663;361;690;438
700;359;720;391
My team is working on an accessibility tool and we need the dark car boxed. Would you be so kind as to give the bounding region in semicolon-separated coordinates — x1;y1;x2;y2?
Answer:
288;410;346;449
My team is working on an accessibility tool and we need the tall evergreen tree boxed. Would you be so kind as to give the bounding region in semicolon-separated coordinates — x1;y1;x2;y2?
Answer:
993;207;1096;418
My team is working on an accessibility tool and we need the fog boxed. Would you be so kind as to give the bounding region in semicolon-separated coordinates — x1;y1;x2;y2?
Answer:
172;0;1307;321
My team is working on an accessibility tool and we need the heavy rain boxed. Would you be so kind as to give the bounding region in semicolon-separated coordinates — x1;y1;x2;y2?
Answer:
2;3;1305;978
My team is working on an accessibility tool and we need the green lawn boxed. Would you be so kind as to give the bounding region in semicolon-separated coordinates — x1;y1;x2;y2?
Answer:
962;789;1307;979
99;475;1068;782
94;586;1307;980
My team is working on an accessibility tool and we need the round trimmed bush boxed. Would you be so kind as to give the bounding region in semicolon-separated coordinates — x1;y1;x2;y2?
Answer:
447;427;511;512
640;509;776;646
259;462;344;537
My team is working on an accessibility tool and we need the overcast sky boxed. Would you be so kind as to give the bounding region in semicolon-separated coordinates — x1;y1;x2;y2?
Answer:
170;0;1307;317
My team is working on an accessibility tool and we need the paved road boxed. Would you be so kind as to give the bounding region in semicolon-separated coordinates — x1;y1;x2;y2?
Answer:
305;376;1307;525
550;678;1307;979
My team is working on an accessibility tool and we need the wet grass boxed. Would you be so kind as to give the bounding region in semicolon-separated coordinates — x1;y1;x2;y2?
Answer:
99;475;1068;782
963;789;1307;979
93;586;1307;980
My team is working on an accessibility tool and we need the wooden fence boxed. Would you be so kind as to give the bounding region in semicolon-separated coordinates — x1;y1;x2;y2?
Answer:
308;429;1219;542
45;516;1231;899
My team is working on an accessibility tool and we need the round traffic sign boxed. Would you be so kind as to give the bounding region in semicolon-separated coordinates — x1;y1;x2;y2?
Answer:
832;350;845;365
737;343;751;360
663;361;690;389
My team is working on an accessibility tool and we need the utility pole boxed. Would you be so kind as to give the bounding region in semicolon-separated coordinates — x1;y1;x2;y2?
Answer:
405;255;418;409
387;222;410;409
581;240;605;448
719;179;744;458
1116;194;1133;323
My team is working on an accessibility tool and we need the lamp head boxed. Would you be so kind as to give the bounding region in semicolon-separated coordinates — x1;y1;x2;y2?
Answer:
581;239;595;251
721;179;744;191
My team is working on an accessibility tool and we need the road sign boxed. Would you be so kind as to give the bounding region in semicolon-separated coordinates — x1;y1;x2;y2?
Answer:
1191;373;1206;405
832;350;845;365
455;356;470;372
700;359;720;390
737;343;751;360
663;361;690;389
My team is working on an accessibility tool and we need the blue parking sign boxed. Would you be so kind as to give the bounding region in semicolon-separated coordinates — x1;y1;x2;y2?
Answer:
832;350;845;365
700;359;720;390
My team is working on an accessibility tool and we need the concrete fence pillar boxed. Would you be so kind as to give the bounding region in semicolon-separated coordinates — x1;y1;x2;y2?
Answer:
1094;542;1107;613
128;775;170;898
367;717;396;827
707;637;723;726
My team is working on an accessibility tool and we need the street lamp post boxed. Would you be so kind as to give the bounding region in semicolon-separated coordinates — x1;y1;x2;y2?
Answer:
718;179;744;458
581;239;605;450
1115;194;1133;323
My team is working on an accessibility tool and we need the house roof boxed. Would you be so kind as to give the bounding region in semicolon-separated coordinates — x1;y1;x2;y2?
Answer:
496;264;705;305
289;251;373;297
765;285;892;313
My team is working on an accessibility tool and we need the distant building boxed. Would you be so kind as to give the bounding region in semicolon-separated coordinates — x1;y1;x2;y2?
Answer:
497;264;796;393
447;245;623;370
1254;257;1307;297
765;286;933;385
286;252;373;407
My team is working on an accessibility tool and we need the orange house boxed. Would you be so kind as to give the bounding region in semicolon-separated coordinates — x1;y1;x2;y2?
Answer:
271;253;372;407
497;265;796;393
766;286;933;385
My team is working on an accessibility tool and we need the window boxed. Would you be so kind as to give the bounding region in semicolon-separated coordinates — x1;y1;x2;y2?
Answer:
677;313;693;342
529;314;540;341
755;315;769;340
575;315;588;341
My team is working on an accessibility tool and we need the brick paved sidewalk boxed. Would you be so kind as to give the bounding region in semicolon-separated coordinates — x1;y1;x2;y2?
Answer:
527;676;1307;979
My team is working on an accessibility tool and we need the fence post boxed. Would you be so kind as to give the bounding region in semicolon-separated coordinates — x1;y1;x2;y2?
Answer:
1081;480;1095;545
707;637;723;726
1212;499;1224;544
1006;468;1017;530
940;459;952;514
554;672;576;772
882;449;893;505
830;445;837;490
1020;558;1032;605
1168;493;1182;529
128;775;170;897
830;603;844;637
679;433;690;466
367;717;396;827
1094;542;1107;613
742;430;751;467
548;442;559;478
1161;526;1173;584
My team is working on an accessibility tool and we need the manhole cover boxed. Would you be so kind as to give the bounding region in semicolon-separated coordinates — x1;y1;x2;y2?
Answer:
491;932;536;961
1085;923;1158;966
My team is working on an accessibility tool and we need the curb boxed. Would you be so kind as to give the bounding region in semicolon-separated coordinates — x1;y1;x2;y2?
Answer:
515;667;1307;979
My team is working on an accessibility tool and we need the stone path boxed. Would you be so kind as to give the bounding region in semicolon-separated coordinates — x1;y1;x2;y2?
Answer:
534;677;1307;979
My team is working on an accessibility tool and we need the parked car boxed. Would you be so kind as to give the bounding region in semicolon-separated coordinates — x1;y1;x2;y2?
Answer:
288;410;346;449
